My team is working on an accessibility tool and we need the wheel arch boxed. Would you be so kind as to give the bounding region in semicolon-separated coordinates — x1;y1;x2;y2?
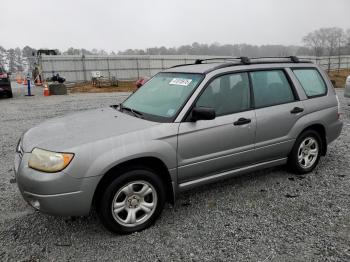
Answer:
92;156;176;207
298;123;327;156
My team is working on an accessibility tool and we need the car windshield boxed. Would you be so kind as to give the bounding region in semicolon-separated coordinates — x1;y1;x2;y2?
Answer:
121;72;203;122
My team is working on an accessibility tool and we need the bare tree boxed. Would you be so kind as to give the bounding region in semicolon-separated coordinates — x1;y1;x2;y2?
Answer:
6;49;16;72
22;46;37;58
302;31;325;57
320;28;345;70
345;29;350;54
14;47;24;72
320;27;344;56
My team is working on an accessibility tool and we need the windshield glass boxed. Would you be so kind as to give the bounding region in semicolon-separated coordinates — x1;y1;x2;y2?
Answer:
122;72;203;122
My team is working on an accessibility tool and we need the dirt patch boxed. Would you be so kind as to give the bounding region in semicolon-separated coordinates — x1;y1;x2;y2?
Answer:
69;80;137;93
328;69;350;88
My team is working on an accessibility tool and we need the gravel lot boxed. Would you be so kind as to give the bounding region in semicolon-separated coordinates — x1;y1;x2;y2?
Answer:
0;83;349;261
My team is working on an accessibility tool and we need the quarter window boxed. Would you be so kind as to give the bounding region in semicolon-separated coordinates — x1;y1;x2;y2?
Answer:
196;72;251;116
293;69;327;97
250;70;295;108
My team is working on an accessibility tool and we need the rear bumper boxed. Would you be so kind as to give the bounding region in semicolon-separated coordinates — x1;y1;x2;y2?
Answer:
0;81;11;95
0;86;11;92
15;152;101;216
0;79;11;87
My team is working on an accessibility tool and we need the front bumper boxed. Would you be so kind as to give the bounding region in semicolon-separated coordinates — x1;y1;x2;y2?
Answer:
15;152;101;216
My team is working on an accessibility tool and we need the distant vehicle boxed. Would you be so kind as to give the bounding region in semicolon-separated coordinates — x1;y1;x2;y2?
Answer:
15;56;342;234
0;65;12;98
345;75;350;104
135;76;150;88
37;49;58;56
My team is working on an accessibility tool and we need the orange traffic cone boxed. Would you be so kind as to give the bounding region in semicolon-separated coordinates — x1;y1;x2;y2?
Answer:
43;86;50;96
16;75;22;84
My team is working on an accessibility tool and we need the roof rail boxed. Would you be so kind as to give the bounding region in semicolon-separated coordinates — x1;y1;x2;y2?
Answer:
204;56;312;73
170;56;312;70
172;56;250;68
194;56;251;65
248;56;311;63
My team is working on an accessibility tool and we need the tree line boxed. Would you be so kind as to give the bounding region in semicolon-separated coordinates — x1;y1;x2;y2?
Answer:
1;27;349;73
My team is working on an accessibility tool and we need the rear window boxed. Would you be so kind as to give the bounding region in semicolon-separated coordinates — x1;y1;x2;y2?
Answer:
293;68;327;97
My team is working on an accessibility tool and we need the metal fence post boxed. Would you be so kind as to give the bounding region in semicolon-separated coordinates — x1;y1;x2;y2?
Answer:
107;57;111;80
115;57;118;80
50;58;54;76
81;55;87;82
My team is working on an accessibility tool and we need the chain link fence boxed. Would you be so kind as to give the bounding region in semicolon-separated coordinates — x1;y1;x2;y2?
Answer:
39;55;350;83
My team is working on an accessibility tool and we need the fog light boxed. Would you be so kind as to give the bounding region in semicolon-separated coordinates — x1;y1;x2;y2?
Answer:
29;199;40;210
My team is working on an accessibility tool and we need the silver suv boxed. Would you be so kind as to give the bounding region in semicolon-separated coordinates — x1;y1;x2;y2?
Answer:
15;57;343;234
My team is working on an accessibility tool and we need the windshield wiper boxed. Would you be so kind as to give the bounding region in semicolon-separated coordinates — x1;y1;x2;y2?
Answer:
120;105;144;119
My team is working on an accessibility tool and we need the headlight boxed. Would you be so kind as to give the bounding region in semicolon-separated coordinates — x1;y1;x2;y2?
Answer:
28;148;74;173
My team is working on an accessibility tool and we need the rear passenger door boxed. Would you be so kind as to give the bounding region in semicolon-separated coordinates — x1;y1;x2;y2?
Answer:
251;69;305;163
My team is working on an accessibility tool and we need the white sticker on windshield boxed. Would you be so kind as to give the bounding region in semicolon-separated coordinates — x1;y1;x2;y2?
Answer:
169;78;192;86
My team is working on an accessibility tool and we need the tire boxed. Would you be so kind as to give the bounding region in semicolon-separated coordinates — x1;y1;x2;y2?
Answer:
288;130;322;174
97;167;166;234
7;91;13;98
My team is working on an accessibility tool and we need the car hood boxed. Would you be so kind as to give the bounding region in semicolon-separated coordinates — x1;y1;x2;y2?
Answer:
22;107;159;152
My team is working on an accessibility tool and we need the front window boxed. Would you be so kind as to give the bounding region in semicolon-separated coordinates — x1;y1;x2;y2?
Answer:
196;72;251;116
122;72;203;122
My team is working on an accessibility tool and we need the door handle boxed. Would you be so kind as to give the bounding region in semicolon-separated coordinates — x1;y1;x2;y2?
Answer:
290;107;304;114
233;118;251;126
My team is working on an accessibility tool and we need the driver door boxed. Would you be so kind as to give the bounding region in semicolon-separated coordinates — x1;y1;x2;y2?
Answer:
177;72;256;183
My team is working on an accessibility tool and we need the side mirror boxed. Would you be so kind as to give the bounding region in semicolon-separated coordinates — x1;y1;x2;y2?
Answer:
191;107;216;121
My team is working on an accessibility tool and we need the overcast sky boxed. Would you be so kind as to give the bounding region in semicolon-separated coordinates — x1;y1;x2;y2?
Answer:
1;0;349;52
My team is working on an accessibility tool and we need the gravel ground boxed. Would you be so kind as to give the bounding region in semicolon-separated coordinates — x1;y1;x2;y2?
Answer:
0;83;349;261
